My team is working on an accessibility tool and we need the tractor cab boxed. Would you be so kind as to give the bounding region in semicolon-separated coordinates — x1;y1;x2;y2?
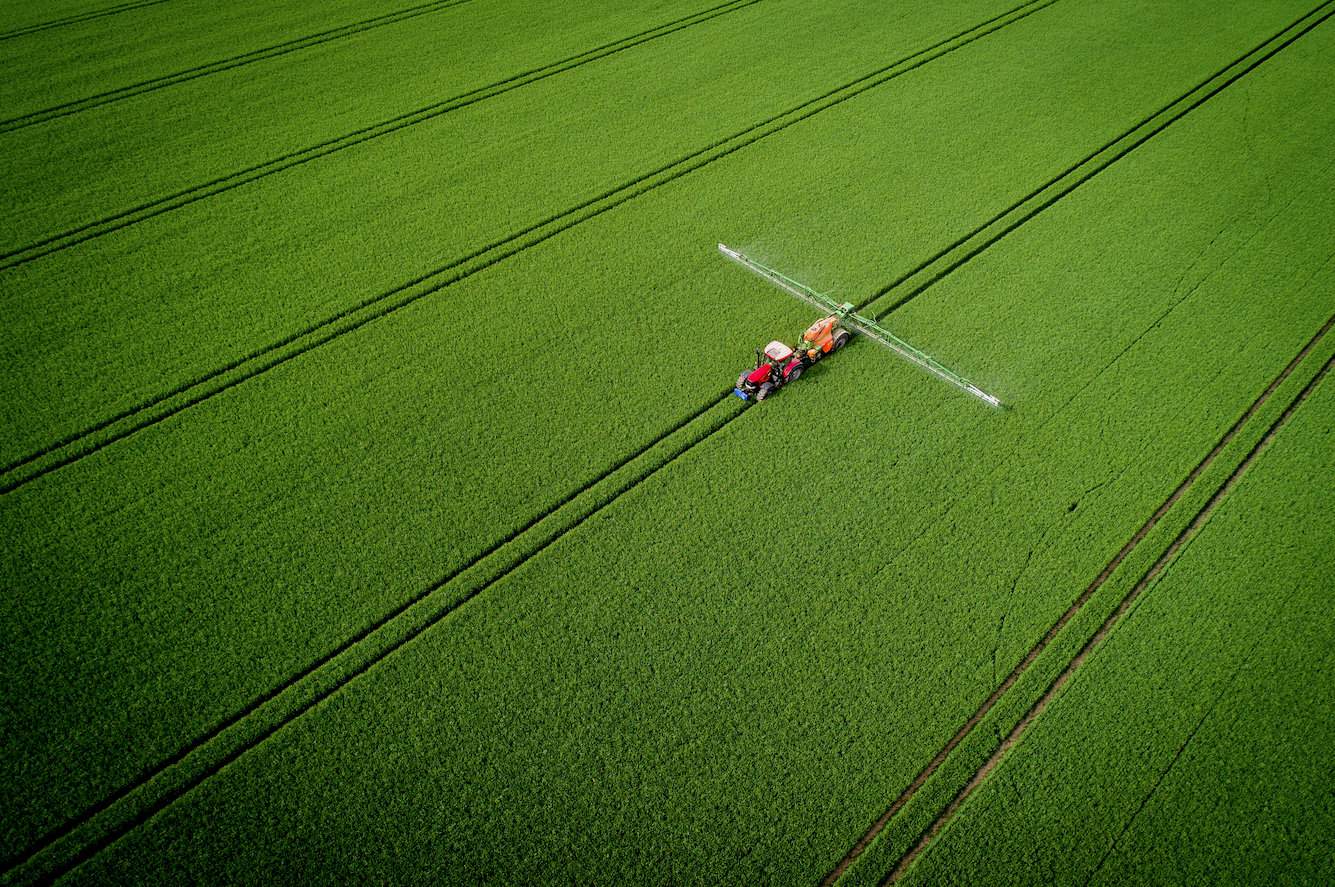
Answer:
735;341;805;401
761;340;794;365
745;340;795;383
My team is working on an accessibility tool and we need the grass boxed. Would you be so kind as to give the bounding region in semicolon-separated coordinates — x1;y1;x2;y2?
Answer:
0;0;770;252
0;0;463;124
0;1;172;41
1;0;1332;882
900;369;1335;886
0;0;1017;465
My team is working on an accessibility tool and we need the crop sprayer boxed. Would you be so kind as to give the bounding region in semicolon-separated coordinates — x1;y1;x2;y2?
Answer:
719;243;1003;408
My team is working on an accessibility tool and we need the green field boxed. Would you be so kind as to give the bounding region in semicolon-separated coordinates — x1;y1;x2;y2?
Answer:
2;0;1332;882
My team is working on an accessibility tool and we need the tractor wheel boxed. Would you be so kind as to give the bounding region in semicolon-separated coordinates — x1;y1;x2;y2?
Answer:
756;383;774;401
788;366;803;383
736;372;748;389
834;332;851;351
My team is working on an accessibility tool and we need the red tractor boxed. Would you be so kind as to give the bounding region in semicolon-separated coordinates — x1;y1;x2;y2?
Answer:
733;314;851;401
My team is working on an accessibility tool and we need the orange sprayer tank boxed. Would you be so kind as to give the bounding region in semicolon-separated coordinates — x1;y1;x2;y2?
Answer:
802;315;840;352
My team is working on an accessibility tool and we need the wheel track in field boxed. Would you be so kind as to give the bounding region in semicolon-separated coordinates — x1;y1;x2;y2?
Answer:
855;0;1335;323
0;0;476;134
820;307;1334;884
1080;593;1290;887
0;0;173;41
5;6;1323;869
0;0;1057;494
3;6;1061;874
882;342;1335;885
0;0;767;271
5;0;1325;878
4;390;745;884
39;306;1329;886
818;4;1335;879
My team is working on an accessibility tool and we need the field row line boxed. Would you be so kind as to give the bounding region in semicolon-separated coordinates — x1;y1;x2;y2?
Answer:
6;393;744;885
8;0;1305;875
0;0;476;134
856;0;1335;322
0;0;768;270
1081;587;1293;887
32;232;1325;882
0;0;171;42
6;0;1321;879
0;0;1054;494
1;3;1056;875
825;305;1335;885
824;5;1335;879
884;331;1335;884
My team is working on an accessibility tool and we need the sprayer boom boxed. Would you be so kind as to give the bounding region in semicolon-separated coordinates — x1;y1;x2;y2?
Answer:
718;243;1003;408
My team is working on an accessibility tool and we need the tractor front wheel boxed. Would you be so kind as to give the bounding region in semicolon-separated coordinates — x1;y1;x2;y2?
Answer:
756;383;774;401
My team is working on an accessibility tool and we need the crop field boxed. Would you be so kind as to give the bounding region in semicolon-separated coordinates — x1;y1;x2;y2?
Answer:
1;0;1332;883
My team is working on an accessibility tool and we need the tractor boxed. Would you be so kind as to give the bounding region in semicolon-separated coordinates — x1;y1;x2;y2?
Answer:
733;313;851;401
719;242;1004;408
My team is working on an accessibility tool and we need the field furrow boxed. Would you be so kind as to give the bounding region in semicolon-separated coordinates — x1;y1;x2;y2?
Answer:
0;0;472;126
0;0;778;256
0;0;172;41
0;0;1037;476
6;2;1064;860
4;0;1332;881
860;0;1335;321
0;0;768;270
896;368;1335;886
5;4;1331;882
70;161;1333;880
885;349;1334;884
833;309;1335;885
5;394;744;883
1;0;1306;475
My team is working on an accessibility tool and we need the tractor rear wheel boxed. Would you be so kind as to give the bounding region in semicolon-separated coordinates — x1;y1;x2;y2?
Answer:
788;366;803;383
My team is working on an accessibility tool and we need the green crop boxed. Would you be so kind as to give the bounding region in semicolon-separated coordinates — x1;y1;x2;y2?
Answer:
4;0;1033;864
2;0;1333;882
0;0;769;253
0;0;468;124
0;0;1018;465
0;1;170;40
901;376;1335;886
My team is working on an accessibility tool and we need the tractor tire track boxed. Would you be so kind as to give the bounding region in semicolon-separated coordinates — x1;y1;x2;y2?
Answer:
885;347;1334;885
4;3;1062;868
0;0;173;41
1079;602;1283;887
6;392;744;885
6;1;1311;875
820;309;1335;885
856;0;1335;323
0;0;1055;494
2;0;1316;877
0;0;767;271
0;0;476;134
